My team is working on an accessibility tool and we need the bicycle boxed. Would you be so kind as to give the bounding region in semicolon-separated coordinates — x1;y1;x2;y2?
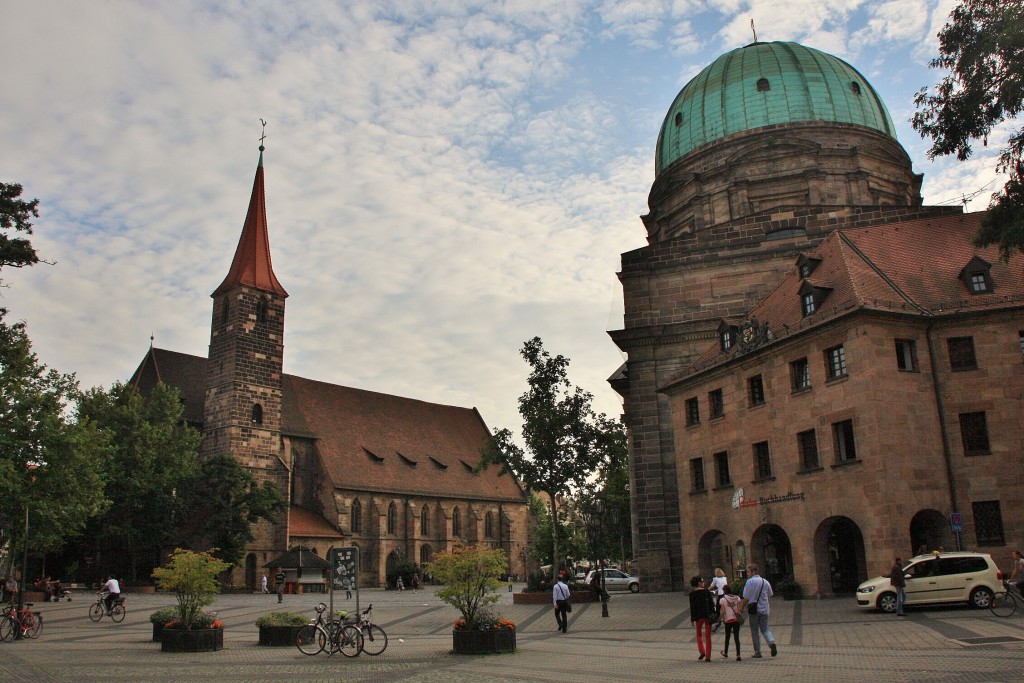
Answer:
295;602;362;657
0;602;43;640
88;593;126;623
343;603;387;656
990;580;1020;618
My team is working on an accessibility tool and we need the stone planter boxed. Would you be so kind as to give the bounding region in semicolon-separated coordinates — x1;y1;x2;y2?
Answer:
258;624;305;646
452;628;516;655
161;627;224;652
152;623;164;642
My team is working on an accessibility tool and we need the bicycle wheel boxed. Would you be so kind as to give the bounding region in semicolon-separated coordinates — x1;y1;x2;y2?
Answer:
0;616;16;642
88;603;104;622
27;613;42;639
324;620;343;655
990;591;1017;617
111;603;126;623
336;624;363;658
295;624;326;656
360;624;388;655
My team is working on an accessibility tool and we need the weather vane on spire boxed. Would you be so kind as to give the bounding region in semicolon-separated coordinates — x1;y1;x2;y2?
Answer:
259;118;268;151
751;19;758;43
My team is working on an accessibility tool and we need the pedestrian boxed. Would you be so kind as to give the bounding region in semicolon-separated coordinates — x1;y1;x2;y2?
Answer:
411;573;420;592
890;557;907;616
689;576;715;662
261;574;269;594
709;567;728;631
396;576;404;591
1009;550;1024;597
274;568;286;603
718;584;742;660
739;564;777;658
552;573;571;633
101;575;120;615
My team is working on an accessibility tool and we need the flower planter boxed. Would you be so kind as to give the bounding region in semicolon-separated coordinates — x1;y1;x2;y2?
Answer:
161;627;224;652
152;623;164;642
452;628;516;655
258;624;306;646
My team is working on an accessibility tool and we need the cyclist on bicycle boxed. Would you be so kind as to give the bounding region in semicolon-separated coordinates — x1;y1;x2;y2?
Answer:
1010;550;1024;596
101;575;121;614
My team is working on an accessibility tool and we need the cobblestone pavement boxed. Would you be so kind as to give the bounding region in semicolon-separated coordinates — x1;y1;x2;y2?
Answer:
2;585;1022;682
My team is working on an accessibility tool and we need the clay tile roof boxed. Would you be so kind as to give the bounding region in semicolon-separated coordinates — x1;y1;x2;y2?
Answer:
288;506;344;539
264;545;331;570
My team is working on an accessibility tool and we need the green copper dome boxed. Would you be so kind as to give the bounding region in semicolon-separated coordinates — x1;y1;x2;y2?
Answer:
656;41;897;176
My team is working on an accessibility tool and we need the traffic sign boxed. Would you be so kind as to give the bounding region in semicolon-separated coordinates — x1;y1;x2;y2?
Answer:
949;512;963;532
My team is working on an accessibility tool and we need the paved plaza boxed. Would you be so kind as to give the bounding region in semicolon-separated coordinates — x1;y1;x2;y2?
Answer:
1;584;1022;682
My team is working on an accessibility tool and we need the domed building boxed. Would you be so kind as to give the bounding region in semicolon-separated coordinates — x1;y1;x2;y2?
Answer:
610;42;1024;594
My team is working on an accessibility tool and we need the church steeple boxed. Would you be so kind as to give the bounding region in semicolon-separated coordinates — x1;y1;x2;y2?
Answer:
212;146;288;297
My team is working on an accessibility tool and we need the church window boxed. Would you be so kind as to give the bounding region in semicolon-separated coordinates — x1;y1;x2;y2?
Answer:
484;511;493;538
959;411;990;455
420;506;429;535
895;339;918;372
797;429;819;471
832;419;858;462
256;297;269;323
947;336;977;371
752;441;772;480
420;545;432;564
972;501;1005;546
221;300;230;324
387;502;398;534
685;397;700;426
756;78;770;92
251;403;264;425
351;500;362;533
850;81;862;95
690;457;705;492
791;357;811;392
748;375;765;406
674;112;683;127
708;388;724;419
452;507;461;537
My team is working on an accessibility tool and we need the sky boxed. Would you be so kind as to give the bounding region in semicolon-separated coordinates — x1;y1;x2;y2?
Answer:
0;0;1007;439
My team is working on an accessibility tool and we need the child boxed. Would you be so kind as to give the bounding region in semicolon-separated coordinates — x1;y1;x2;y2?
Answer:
689;576;715;662
718;583;742;661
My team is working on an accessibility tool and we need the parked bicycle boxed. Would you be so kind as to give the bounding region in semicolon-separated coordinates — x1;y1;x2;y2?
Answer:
342;603;387;656
295;602;362;657
990;580;1020;618
0;602;43;641
88;592;126;623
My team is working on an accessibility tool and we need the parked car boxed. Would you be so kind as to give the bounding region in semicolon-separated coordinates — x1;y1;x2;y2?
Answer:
584;569;640;593
856;551;1003;613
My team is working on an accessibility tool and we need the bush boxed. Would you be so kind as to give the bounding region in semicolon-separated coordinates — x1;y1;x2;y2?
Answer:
255;612;309;628
149;607;180;625
525;572;551;594
386;561;419;590
152;549;231;630
777;577;802;600
427;545;509;630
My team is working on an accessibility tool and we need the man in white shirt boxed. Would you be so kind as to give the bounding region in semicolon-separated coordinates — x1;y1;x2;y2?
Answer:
552;573;571;633
738;564;777;658
102;575;121;615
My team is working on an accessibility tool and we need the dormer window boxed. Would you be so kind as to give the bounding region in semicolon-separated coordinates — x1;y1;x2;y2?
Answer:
796;253;822;278
718;320;738;352
756;78;770;92
959;255;993;294
850;81;862;95
799;281;832;318
674;112;683;127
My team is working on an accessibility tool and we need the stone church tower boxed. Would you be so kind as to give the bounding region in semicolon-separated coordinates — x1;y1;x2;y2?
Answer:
202;143;290;559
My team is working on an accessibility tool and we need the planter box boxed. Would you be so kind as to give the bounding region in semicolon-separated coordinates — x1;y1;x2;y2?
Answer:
153;623;164;642
512;590;597;605
161;627;224;652
258;624;305;646
452;628;516;655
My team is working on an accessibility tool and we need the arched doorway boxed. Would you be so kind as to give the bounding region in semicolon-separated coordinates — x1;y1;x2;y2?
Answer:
750;524;793;586
814;516;867;595
386;549;402;587
245;553;257;591
910;509;951;556
697;530;732;580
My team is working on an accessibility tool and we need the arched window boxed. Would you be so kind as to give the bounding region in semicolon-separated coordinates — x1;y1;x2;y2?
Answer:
484;511;493;538
420;544;432;565
351;499;362;533
387;502;398;535
420;506;429;536
256;297;269;323
452;507;461;537
251;403;264;426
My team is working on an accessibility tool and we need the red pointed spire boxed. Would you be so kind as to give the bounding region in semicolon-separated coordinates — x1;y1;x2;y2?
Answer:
212;148;288;297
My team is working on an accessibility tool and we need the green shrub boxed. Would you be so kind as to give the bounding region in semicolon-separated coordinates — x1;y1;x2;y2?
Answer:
525;572;551;593
149;606;181;625
255;611;309;628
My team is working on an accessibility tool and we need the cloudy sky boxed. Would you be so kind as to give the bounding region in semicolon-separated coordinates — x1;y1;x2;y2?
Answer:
0;0;1004;437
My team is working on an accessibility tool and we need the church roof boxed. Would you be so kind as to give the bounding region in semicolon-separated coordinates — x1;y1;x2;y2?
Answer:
289;506;345;540
212;150;288;297
656;41;896;176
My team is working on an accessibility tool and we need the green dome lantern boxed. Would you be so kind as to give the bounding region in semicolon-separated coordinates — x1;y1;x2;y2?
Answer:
656;41;897;176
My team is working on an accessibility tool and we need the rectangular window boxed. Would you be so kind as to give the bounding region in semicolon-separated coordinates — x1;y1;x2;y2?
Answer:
895;339;918;371
802;291;816;316
791;357;811;392
969;272;988;293
709;388;724;419
825;345;847;380
947;336;977;371
748;374;765;406
714;451;731;487
833;419;857;462
690;457;706;492
972;500;1006;546
685;397;700;426
959;411;991;455
797;429;819;470
753;441;772;480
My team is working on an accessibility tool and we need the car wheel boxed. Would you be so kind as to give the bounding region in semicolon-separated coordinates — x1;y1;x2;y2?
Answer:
629;583;639;593
969;587;994;609
876;592;897;613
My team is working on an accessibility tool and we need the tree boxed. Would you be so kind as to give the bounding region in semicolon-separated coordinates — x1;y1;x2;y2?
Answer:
427;545;508;630
152;548;230;630
478;337;619;580
0;182;41;287
913;0;1024;259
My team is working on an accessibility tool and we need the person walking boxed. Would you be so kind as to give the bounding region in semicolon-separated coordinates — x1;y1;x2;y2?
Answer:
261;574;269;594
709;567;728;631
890;557;907;616
396;576;405;591
411;573;420;592
718;584;743;661
739;564;777;658
552;573;571;633
689;576;715;662
274;569;286;603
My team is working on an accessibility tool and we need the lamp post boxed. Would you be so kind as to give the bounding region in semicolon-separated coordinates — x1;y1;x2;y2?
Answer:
580;498;609;618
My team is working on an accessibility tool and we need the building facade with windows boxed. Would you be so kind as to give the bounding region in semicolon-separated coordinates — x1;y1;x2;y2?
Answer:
609;40;1023;593
130;148;529;588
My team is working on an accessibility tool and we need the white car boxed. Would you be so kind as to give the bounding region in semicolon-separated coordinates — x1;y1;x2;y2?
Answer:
856;552;1002;612
584;569;640;593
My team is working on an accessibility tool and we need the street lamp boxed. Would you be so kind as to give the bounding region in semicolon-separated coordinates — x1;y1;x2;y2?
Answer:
580;498;609;618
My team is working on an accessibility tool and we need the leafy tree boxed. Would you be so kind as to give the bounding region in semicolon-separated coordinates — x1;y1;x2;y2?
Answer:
152;548;230;630
913;0;1024;259
427;545;508;630
479;337;619;580
0;182;40;286
177;453;285;567
75;382;201;583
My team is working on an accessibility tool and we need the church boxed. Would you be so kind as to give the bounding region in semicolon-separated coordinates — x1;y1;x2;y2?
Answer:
130;145;529;589
609;41;1024;595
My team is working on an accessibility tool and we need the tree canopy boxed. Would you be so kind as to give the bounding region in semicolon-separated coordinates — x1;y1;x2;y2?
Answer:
0;182;41;286
913;0;1024;259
